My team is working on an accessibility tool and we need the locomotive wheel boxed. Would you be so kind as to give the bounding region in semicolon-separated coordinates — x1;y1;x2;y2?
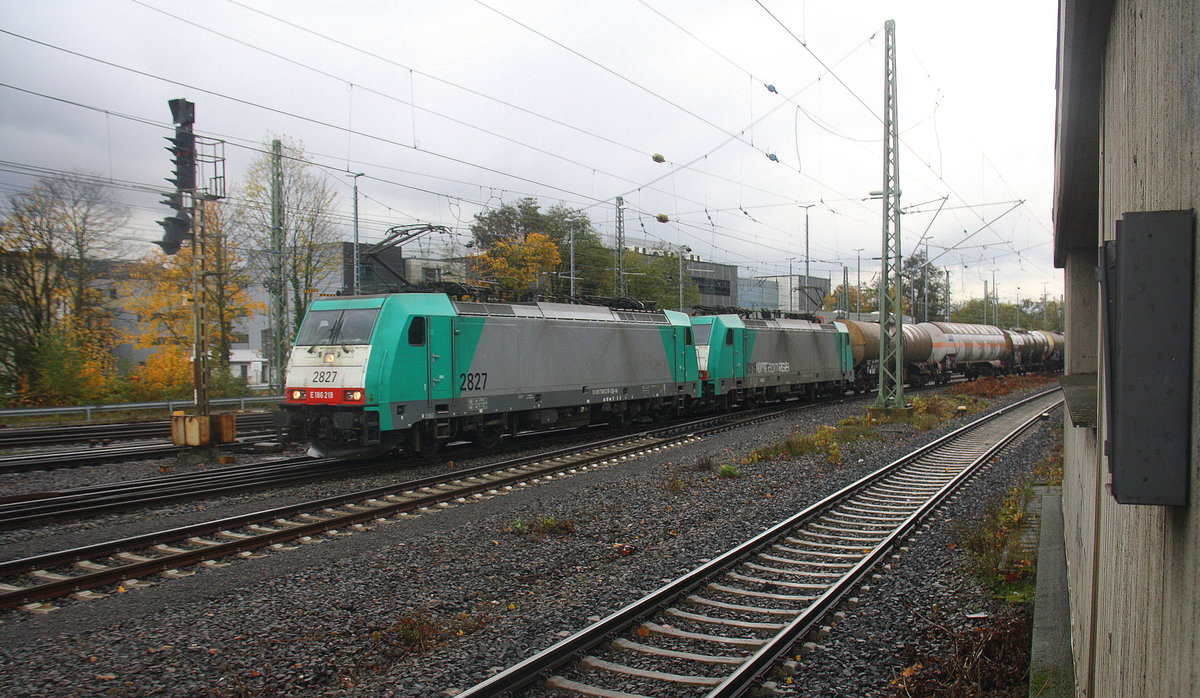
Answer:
475;426;503;449
609;412;630;429
417;437;442;458
411;427;442;458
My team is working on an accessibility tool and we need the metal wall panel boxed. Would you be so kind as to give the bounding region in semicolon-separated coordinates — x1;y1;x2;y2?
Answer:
1104;209;1194;505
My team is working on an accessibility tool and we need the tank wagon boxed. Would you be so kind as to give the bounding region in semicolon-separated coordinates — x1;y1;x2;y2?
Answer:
834;318;1064;384
281;294;698;458
835;319;936;389
692;315;853;406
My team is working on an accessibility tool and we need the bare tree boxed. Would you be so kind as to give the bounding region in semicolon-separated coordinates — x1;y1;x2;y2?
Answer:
42;176;128;329
234;138;341;338
0;175;127;396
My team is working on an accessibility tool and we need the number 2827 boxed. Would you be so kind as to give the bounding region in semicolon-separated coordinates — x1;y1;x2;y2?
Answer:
459;372;488;391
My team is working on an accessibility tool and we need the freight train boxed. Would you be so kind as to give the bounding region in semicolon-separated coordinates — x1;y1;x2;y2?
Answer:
279;293;1062;459
835;319;1064;389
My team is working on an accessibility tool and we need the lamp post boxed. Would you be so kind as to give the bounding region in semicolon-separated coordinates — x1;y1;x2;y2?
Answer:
787;258;795;313
854;248;864;316
799;204;815;312
348;172;364;294
678;245;691;312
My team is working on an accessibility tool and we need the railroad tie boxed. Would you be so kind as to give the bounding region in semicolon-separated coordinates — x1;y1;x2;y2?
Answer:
664;606;786;631
706;582;817;603
30;570;71;582
610;637;745;665
724;570;826;591
151;544;189;555
543;675;649;698
684;594;800;617
579;656;722;687
640;621;767;647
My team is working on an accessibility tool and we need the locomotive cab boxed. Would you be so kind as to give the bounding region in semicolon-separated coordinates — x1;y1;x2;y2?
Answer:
281;298;392;458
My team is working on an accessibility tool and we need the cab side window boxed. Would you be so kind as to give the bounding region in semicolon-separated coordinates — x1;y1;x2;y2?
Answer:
408;316;427;346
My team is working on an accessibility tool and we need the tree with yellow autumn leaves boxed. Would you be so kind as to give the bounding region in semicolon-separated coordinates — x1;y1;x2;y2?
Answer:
122;201;263;400
470;232;562;296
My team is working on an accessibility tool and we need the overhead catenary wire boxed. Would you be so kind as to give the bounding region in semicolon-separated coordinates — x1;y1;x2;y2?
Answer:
0;6;1057;297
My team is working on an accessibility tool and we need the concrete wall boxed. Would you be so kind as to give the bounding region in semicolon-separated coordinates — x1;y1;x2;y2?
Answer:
1059;1;1199;695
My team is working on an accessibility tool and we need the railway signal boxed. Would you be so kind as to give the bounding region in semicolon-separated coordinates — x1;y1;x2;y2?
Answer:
156;98;196;256
155;191;191;255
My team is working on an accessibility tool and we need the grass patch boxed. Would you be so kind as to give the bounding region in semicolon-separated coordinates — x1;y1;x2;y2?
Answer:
948;374;1057;399
1032;425;1064;486
743;396;984;465
744;424;852;465
367;611;444;658
505;515;574;539
717;464;742;478
907;395;989;430
366;608;491;659
664;475;688;493
961;483;1038;604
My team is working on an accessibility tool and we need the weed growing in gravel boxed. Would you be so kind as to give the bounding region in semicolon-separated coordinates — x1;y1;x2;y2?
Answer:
375;611;442;655
906;395;989;430
664;475;688;492
691;456;715;472
505;515;574;539
366;608;492;660
533;515;573;536
743;420;867;465
717;464;742;478
890;606;1032;696
1032;425;1064;486
948;373;1056;398
960;483;1037;603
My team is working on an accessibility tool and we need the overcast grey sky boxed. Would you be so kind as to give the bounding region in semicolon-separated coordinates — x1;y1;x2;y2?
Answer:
0;0;1060;303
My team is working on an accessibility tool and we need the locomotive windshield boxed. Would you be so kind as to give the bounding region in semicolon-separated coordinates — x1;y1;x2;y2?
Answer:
295;308;380;346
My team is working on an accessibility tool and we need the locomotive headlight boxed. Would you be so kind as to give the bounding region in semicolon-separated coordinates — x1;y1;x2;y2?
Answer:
343;389;364;402
290;389;306;401
323;353;336;363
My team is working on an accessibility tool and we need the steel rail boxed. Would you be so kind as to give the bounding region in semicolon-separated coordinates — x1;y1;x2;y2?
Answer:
0;457;353;528
455;388;1061;697
0;413;276;448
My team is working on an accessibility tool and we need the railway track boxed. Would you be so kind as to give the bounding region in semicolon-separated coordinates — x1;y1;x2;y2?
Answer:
0;401;815;613
0;456;349;529
457;388;1062;698
0;420;280;476
0;413;277;452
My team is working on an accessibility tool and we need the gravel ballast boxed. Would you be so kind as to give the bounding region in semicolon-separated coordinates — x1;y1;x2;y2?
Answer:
0;386;1061;696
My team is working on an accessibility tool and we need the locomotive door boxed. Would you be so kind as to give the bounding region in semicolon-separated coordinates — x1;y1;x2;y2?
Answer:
426;316;454;404
727;327;745;379
673;327;690;383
